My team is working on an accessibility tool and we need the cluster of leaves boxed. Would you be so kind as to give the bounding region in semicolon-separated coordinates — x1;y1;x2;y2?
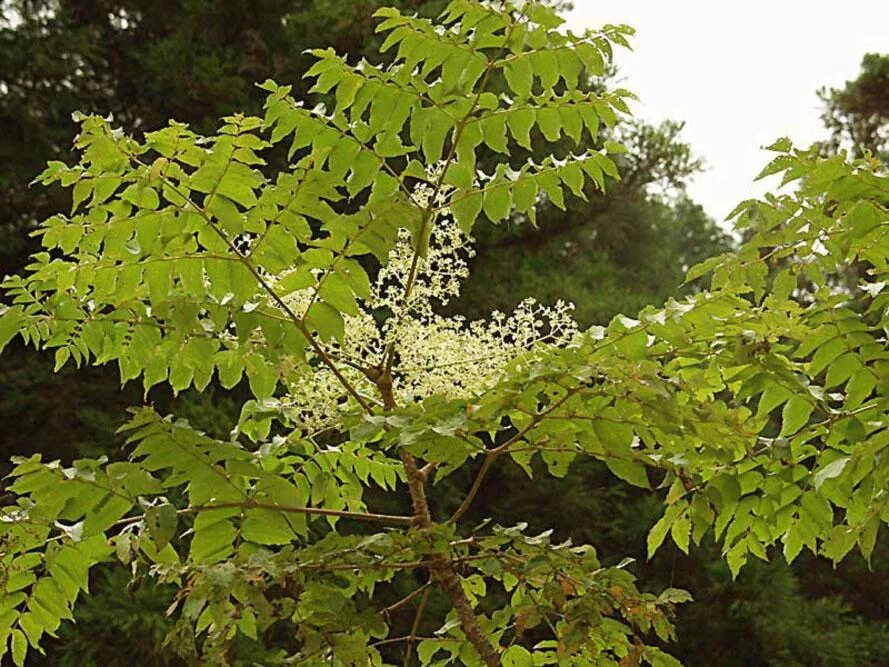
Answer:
0;1;887;665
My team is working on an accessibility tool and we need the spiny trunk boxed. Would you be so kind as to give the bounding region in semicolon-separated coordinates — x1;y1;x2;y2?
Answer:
378;370;500;666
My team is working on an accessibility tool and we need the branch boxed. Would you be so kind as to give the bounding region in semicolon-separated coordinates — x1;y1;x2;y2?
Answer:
404;585;431;666
111;500;415;530
449;383;586;524
448;450;497;524
130;154;376;415
381;581;433;618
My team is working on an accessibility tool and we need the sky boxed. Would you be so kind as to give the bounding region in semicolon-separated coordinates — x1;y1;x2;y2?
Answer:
565;0;889;222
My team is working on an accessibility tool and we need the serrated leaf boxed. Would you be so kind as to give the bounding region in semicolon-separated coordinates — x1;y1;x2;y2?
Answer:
648;504;682;558
479;115;508;154
215;350;244;389
670;513;691;553
11;629;26;667
482;185;511;224
244;353;278;399
504;58;533;99
782;523;803;563
450;190;483;232
506;108;535;150
306;301;345;343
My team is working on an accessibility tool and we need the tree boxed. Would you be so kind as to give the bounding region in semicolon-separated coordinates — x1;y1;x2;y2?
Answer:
0;2;887;666
0;0;716;468
2;4;736;661
819;52;888;161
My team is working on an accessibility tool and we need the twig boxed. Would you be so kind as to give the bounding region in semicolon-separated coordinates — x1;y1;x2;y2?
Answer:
404;586;430;666
381;581;433;618
110;499;414;530
449;384;586;523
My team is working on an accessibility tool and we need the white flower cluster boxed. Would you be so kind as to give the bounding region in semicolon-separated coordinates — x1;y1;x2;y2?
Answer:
261;175;579;432
395;298;578;399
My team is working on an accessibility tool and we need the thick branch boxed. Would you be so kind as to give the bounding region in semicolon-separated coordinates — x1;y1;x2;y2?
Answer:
432;558;500;667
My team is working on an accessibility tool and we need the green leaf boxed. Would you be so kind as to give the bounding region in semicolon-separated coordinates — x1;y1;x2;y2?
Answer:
670;513;691;554
657;588;693;604
215;350;244;389
305;301;345;343
726;542;748;579
0;306;23;354
780;396;813;436
845;370;876;409
536;107;561;142
121;183;160;210
536;170;564;209
479;115;508;154
757;383;792;418
83;494;132;536
145;503;178;550
812;456;849;490
506;109;535;150
482;185;512;224
782;523;804;563
532;49;559;91
11;629;26;667
318;273;360;316
450;190;483;233
511;177;539;217
824;353;860;388
205;194;244;235
504;58;533;99
241;508;294;545
648;504;682;558
605;458;650;489
53;347;70;372
244;353;278;399
502;645;533;667
189;508;238;564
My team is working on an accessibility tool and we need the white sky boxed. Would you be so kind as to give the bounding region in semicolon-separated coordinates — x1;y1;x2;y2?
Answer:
565;0;889;221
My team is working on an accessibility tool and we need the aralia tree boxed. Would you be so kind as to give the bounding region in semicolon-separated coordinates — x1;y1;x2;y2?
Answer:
0;1;886;665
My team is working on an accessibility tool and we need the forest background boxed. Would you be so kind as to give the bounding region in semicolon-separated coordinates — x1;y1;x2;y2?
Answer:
0;1;886;664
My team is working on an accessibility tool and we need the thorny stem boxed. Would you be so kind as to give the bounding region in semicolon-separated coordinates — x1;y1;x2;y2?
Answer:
369;8;530;666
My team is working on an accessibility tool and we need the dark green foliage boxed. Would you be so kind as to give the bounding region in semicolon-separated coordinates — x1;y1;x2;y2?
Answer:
818;53;888;161
439;457;889;666
459;193;729;326
37;568;178;667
